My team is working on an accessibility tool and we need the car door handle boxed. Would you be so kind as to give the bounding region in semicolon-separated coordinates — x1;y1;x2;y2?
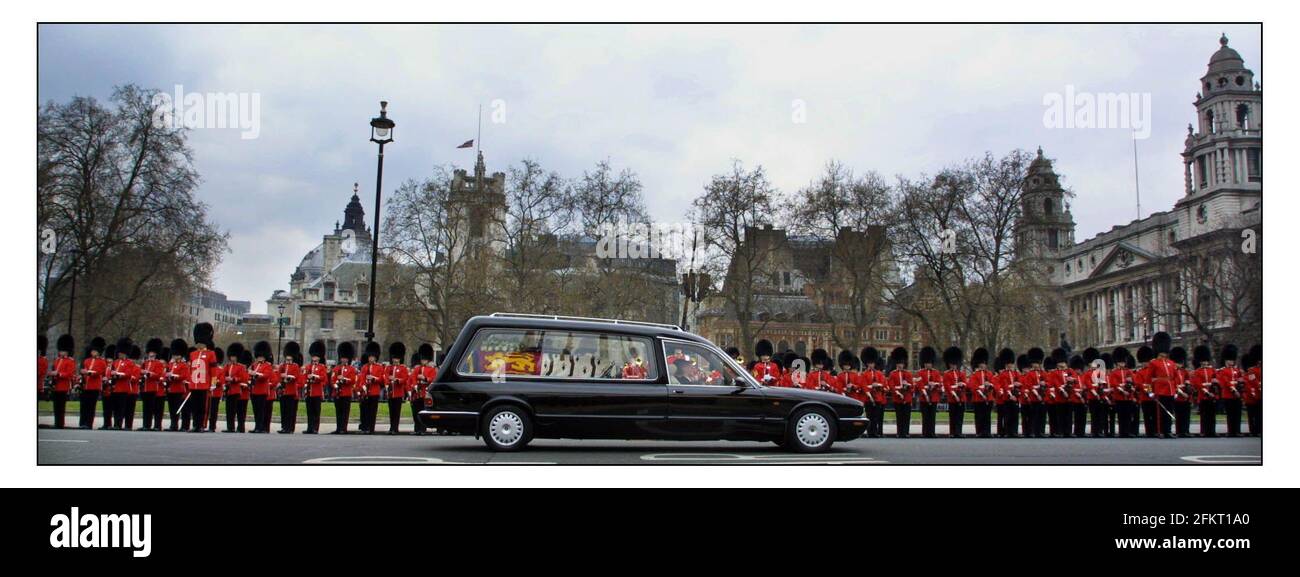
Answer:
672;389;685;394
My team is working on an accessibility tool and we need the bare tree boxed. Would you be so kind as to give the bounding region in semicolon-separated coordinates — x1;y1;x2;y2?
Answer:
497;159;570;313
37;85;227;343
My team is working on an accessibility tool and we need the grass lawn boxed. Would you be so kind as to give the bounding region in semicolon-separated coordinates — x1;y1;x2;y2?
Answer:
37;399;414;421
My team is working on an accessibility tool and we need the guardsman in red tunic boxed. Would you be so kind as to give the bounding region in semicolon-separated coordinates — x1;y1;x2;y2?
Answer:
138;339;166;431
858;348;886;438
278;342;303;434
1067;354;1088;438
221;342;247;432
1144;332;1180;439
78;337;107;429
1170;347;1194;438
835;350;858;398
967;348;995;438
1216;344;1245;437
783;352;805;388
303;341;330;434
724;347;744;369
804;349;833;392
1018;348;1046;438
163;339;189;430
1081;349;1108;437
1108;348;1138;437
410;344;438;436
331;342;358;434
50;335;76;428
941;346;967;438
38;335;49;400
98;343;117;429
358;342;384;434
622;352;649;380
886;347;913;438
750;340;781;387
1132;345;1157;437
248;341;277;434
1190;345;1218;437
187;323;218;433
915;346;942;438
993;349;1019;438
1043;348;1070;438
106;338;134;430
385;342;408;435
1243;345;1261;437
206;347;224;432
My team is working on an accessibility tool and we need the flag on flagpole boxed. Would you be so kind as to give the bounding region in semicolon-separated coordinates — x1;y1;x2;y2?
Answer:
457;139;474;149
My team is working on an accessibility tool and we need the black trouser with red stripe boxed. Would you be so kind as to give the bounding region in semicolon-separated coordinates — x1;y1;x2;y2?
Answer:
410;397;427;434
250;394;266;432
997;402;1018;437
388;398;403;433
1246;402;1261;437
1199;399;1217;437
186;390;208;431
869;404;886;437
101;391;114;428
280;396;298;432
334;397;351;433
1175;401;1192;437
78;390;99;428
947;401;964;438
1141;401;1157;436
1088;401;1106;437
1156;396;1175;437
306;396;322;433
894;401;912;438
52;391;69;428
225;396;241;431
972;402;992;437
139;392;156;429
1071;403;1086;437
167;392;184;430
919;401;936;437
1224;399;1243;436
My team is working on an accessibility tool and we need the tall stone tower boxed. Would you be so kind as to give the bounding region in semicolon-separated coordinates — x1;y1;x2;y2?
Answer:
448;151;507;262
1178;34;1262;236
1016;147;1076;272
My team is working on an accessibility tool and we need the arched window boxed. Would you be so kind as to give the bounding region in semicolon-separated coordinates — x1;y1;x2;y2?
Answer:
1043;198;1054;214
1236;104;1250;129
1206;109;1216;133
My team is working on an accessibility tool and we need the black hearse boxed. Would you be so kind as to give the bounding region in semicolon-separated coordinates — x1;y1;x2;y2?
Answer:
417;313;868;452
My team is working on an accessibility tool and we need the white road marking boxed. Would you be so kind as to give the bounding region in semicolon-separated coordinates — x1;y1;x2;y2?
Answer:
1180;455;1261;464
640;453;887;464
39;439;90;443
302;455;556;465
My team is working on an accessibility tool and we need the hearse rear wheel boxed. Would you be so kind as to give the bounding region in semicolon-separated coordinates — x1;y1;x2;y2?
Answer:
481;405;533;452
785;407;836;453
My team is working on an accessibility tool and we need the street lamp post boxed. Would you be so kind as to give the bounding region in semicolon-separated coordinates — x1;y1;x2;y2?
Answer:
277;302;286;361
365;101;395;353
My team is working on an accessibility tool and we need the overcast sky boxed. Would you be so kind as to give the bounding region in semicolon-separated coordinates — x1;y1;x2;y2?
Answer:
37;24;1261;313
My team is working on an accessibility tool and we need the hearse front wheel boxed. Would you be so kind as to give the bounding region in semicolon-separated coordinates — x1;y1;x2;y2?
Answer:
785;407;836;453
481;405;533;451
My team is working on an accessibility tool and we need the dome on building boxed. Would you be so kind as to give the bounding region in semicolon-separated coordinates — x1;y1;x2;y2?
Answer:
1207;34;1245;74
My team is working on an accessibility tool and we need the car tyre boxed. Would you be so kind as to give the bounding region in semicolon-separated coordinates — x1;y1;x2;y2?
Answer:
481;405;533;452
785;407;836;453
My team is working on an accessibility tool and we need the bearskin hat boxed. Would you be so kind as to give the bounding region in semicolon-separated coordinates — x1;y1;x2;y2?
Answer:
38;334;47;354
971;347;989;368
782;351;799;371
1218;343;1239;365
283;341;302;364
861;347;880;368
1069;354;1085;371
193;322;214;347
1112;347;1130;366
214;347;225;364
226;342;245;363
1136;345;1154;364
130;345;142;360
169;339;188;358
418;343;435;365
1027;347;1045;365
89;336;105;355
57;334;75;355
145;338;163;357
1083;347;1100;364
1016;354;1031;371
1050;347;1068;367
389;342;406;364
943;346;964;368
755;339;773;359
889;347;909;369
1152;331;1172;355
1100;353;1114;369
253;341;272;362
837;350;857;370
810;348;830;369
309;340;327;360
361;341;379;362
1249;344;1261;364
337;341;356;361
114;338;132;357
919;346;937;366
1240;352;1256;370
997;348;1016;369
1170;347;1188;366
104;344;117;359
1193;345;1212;366
238;349;253;366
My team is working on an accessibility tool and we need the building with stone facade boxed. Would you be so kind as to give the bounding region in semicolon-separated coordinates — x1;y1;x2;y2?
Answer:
1026;35;1262;350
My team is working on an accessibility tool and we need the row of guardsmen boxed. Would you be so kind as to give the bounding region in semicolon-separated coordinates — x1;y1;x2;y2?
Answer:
38;322;443;435
740;332;1261;439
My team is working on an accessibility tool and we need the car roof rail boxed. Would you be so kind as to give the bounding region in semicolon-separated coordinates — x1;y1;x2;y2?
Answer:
489;312;682;332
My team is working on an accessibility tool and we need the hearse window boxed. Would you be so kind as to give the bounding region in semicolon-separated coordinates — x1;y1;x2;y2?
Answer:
664;341;741;387
457;328;659;381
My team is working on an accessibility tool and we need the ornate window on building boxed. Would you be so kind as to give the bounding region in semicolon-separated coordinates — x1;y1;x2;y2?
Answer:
1247;148;1261;182
353;312;368;331
323;282;335;302
320;309;334;330
1236;103;1250;129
